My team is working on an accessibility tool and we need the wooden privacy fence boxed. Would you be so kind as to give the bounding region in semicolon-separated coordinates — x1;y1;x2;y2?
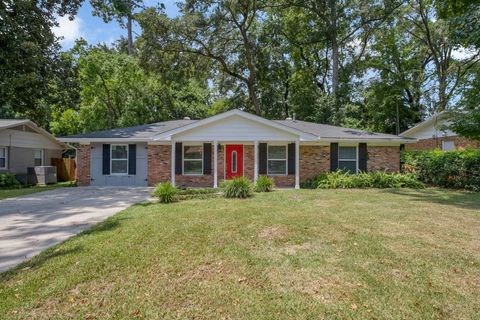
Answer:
51;158;76;182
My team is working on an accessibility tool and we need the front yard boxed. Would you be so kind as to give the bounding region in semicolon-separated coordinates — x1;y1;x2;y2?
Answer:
1;189;479;319
0;182;76;200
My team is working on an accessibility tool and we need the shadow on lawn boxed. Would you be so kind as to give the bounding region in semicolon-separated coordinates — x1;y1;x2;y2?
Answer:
0;245;83;283
382;188;480;210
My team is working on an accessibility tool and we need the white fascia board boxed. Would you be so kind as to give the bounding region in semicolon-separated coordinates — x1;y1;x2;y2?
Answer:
58;138;151;143
152;109;317;141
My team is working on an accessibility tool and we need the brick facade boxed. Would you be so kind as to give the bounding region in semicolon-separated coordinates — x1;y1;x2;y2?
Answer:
76;144;91;186
147;145;171;186
405;136;479;151
367;146;400;172
299;145;330;181
77;142;403;188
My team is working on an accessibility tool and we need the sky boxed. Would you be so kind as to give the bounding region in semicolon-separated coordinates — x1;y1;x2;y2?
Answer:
52;1;180;50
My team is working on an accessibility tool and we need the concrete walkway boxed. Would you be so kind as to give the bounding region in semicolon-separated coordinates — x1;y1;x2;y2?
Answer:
0;187;152;272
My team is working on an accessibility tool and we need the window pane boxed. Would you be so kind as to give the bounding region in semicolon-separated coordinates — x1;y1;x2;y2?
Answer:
0;148;5;158
339;160;356;173
442;141;455;151
184;146;202;159
34;149;42;159
112;145;128;159
339;146;356;160
34;159;42;166
232;151;237;173
184;160;202;174
0;159;5;168
268;145;286;159
268;160;286;174
112;159;128;174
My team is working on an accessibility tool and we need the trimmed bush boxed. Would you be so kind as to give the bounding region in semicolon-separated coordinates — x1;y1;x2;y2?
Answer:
0;173;21;188
402;149;480;191
302;170;424;189
254;176;274;192
221;177;253;198
153;182;177;203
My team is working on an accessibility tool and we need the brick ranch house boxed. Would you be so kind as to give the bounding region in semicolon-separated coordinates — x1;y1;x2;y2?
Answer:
59;109;416;188
401;112;479;151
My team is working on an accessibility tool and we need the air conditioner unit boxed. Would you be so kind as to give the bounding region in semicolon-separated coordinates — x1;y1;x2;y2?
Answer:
27;166;57;185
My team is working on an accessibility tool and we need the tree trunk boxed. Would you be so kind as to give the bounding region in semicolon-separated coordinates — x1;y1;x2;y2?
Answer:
329;0;339;95
247;79;261;116
127;15;133;55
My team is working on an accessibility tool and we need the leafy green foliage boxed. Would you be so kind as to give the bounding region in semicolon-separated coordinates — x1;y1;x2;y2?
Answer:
0;173;21;188
403;150;480;191
153;182;177;203
176;188;219;200
221;177;253;198
302;170;424;189
448;109;480;140
254;176;274;192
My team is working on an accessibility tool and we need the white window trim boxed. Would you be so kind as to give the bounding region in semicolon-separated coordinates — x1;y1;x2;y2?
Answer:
110;144;129;176
183;144;204;176
34;149;44;166
442;140;455;151
338;145;358;174
267;143;288;176
0;146;7;170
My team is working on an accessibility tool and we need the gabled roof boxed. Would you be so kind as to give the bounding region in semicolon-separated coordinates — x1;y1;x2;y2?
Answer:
152;109;317;141
58;109;415;143
400;112;448;137
0;119;67;148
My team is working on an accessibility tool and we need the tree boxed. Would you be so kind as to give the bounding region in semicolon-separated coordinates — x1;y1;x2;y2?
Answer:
0;0;82;125
90;0;147;55
138;0;272;115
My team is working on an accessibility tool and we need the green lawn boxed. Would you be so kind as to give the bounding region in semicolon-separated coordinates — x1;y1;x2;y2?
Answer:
1;189;479;319
0;182;76;200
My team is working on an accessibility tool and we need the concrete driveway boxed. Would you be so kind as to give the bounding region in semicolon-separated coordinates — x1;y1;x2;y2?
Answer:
0;187;152;272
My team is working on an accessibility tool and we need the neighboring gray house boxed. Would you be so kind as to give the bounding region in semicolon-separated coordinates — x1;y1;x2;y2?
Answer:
0;119;66;175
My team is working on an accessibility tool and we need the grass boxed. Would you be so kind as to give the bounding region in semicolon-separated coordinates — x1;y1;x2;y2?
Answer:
0;181;76;200
1;189;479;319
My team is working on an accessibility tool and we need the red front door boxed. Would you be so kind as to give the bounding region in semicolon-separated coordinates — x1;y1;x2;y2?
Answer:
225;144;243;179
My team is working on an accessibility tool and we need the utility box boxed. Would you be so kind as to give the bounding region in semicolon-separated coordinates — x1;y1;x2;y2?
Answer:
27;166;57;185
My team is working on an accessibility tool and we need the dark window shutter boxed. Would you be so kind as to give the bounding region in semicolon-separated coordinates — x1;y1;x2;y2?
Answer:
203;143;212;175
287;143;295;175
175;142;182;175
330;143;339;172
358;143;367;172
128;144;136;175
259;143;267;174
102;144;110;175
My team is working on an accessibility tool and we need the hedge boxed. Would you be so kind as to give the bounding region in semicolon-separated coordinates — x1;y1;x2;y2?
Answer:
402;149;480;191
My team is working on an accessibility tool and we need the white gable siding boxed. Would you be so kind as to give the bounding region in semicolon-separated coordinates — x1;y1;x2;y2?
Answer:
403;118;456;140
0;129;62;150
173;115;298;141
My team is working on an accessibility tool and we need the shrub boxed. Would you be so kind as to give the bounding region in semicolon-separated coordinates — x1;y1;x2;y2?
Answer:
221;177;253;198
0;173;21;188
153;182;177;203
254;176;274;192
402;149;480;191
302;170;424;189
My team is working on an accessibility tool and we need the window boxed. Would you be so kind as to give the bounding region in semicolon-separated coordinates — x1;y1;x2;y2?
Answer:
183;145;203;175
231;151;237;173
34;149;43;166
442;140;455;151
0;147;6;169
267;145;287;175
338;146;357;174
111;145;128;175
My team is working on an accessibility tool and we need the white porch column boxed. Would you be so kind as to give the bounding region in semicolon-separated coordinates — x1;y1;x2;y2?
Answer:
213;140;218;188
295;139;300;189
171;139;176;187
254;140;259;184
